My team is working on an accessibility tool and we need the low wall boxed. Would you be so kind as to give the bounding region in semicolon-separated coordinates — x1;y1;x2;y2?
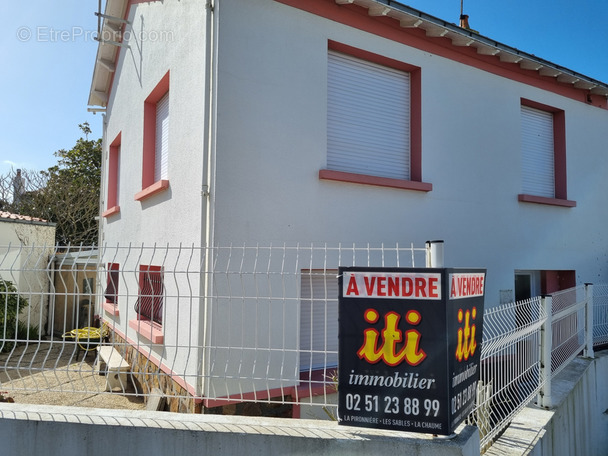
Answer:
0;403;479;456
488;350;608;456
1;352;606;456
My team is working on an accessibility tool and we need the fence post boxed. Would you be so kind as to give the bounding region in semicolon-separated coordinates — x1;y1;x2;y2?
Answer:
584;283;595;359
425;240;444;268
538;295;552;409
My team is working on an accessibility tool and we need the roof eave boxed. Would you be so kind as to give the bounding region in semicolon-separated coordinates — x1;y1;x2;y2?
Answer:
87;0;130;108
345;0;608;96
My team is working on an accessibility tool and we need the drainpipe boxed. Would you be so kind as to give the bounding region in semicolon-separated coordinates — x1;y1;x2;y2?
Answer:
200;0;219;400
98;113;108;249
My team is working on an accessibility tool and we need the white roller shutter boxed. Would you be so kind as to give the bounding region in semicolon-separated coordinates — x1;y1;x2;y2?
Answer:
327;51;411;180
155;92;169;182
521;105;554;197
300;271;338;372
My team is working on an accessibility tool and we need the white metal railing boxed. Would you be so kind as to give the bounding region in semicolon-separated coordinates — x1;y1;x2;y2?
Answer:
593;283;608;347
469;283;597;451
0;243;605;453
470;296;545;450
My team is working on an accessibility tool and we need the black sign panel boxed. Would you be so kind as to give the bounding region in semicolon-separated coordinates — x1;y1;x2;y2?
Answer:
338;267;485;435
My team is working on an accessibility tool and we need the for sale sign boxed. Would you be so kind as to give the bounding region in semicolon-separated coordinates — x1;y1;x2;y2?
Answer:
338;267;485;435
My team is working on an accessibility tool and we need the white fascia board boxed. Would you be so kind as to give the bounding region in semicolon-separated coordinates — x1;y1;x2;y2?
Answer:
347;0;608;95
87;0;129;108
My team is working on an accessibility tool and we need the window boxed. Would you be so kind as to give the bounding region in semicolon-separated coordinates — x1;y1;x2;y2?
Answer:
154;92;169;183
130;265;164;343
320;42;431;192
103;133;121;217
135;71;170;201
300;270;338;372
135;265;164;324
519;99;575;207
103;263;120;315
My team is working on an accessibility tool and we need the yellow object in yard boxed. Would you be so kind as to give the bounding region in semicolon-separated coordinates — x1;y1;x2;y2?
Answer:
62;323;109;351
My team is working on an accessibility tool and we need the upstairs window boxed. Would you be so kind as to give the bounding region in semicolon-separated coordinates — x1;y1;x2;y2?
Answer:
519;99;575;207
136;71;170;201
154;92;169;183
102;132;121;217
320;42;431;192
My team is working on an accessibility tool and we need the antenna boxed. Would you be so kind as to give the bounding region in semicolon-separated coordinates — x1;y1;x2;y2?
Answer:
97;0;102;37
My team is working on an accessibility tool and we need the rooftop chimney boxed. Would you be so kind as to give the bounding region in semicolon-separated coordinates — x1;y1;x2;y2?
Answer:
459;14;471;29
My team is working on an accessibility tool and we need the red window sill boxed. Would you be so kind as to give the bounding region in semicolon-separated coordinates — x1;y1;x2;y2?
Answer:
102;206;120;218
135;180;170;202
319;169;432;192
518;194;576;208
102;302;119;316
129;318;164;344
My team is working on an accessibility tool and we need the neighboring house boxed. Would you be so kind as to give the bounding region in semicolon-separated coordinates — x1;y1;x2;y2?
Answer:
0;211;56;336
88;0;608;411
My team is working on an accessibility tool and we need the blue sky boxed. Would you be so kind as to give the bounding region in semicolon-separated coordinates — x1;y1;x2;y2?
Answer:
1;0;606;176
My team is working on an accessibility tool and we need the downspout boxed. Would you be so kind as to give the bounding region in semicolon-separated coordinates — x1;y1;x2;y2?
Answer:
199;0;218;401
97;113;108;321
98;113;108;249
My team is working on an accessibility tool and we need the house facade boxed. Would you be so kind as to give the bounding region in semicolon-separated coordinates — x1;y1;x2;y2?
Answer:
89;0;608;410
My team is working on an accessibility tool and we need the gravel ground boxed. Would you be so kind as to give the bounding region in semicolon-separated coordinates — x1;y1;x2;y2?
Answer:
0;343;146;410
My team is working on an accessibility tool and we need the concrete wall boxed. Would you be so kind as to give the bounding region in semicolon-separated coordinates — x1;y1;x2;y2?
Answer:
0;402;479;456
488;351;608;456
0;352;606;456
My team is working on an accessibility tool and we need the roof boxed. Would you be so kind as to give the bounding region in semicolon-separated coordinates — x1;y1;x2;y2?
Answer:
88;0;608;108
88;0;129;108
0;211;54;226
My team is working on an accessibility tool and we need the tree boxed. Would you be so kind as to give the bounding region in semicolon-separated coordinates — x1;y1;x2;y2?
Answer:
0;123;102;245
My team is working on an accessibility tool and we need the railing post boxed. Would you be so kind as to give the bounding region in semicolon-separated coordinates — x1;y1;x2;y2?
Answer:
425;240;444;268
538;295;552;409
584;283;595;359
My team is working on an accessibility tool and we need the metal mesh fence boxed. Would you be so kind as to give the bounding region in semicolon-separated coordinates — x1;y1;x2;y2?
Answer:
593;284;608;347
469;296;544;450
0;242;604;452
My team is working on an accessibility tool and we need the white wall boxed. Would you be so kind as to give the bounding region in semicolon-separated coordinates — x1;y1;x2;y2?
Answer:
98;0;608;399
212;0;608;302
99;0;210;394
101;0;208;248
0;221;56;335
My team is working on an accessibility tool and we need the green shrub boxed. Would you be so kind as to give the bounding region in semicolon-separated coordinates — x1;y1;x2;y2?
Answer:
0;279;37;352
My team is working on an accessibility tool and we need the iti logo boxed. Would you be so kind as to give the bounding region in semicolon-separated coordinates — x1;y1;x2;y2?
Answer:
455;307;478;362
357;308;426;366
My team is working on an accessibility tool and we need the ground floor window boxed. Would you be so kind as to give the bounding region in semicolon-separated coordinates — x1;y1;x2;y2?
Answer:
300;270;338;372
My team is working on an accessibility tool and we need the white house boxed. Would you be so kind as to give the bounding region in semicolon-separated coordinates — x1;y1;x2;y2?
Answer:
88;0;608;413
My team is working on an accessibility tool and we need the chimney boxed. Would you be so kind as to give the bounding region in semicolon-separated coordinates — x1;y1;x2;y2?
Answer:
12;169;25;205
459;14;471;29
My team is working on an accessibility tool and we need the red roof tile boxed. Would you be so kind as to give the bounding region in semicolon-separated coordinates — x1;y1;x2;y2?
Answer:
0;211;48;223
